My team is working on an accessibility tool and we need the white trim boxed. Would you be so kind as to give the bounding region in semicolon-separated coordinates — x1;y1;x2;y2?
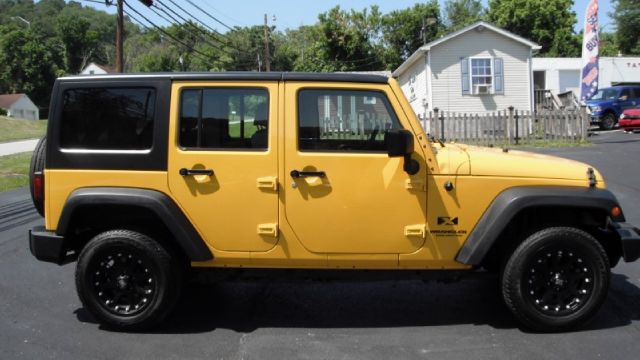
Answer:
424;21;541;52
468;56;494;95
393;21;541;78
392;49;426;78
528;50;534;112
427;51;432;112
60;149;152;154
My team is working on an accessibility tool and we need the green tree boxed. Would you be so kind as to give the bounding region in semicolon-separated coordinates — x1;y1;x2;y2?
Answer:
0;27;65;106
599;32;619;56
309;6;385;72
611;0;640;55
382;1;442;69
487;0;579;56
56;14;100;73
443;0;484;31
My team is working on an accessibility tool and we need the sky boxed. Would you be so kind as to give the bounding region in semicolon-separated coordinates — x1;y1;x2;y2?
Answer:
79;0;615;34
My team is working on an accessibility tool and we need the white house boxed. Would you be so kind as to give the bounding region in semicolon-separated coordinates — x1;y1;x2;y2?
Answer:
393;21;541;119
532;57;640;95
80;62;116;75
0;93;39;120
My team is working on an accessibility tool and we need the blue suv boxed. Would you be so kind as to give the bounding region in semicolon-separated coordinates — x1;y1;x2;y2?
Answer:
587;86;640;130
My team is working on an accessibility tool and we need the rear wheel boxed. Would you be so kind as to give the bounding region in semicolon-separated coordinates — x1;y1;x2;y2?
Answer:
599;113;617;131
502;227;610;332
29;136;46;216
75;229;183;330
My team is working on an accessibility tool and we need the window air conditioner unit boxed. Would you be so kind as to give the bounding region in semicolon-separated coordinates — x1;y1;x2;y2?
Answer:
474;84;491;95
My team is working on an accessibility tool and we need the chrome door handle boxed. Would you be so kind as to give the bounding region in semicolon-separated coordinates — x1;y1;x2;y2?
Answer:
179;168;214;176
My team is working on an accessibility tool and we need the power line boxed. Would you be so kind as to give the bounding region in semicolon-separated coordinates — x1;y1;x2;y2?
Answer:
162;0;232;43
183;0;234;32
200;2;245;27
123;1;214;65
147;2;233;55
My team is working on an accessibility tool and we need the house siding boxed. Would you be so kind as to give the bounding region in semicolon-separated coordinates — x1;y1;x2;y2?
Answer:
533;57;640;95
397;55;428;119
429;30;532;113
7;96;39;120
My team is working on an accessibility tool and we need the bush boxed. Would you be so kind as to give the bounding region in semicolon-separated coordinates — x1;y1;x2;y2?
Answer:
0;108;6;116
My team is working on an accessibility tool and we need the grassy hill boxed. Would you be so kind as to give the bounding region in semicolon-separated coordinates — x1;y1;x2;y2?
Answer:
0;116;47;143
0;152;31;192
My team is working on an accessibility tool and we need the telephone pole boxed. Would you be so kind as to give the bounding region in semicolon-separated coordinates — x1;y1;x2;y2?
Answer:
263;14;271;72
115;0;124;73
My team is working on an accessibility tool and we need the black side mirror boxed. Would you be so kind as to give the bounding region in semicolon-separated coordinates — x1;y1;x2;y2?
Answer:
385;129;419;175
385;129;414;157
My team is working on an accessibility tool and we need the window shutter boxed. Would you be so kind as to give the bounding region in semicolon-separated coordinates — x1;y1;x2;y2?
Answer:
461;58;470;95
494;58;504;95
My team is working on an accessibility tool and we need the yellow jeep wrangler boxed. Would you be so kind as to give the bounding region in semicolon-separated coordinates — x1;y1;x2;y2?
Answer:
28;72;640;331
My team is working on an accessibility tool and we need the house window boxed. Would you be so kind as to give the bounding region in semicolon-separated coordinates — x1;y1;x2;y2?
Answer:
461;57;503;96
471;58;492;94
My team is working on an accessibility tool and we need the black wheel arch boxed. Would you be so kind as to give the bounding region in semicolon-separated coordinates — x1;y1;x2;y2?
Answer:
56;187;212;262
456;186;624;267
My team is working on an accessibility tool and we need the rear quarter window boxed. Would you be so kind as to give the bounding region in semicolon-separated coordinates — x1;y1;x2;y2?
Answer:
60;87;156;150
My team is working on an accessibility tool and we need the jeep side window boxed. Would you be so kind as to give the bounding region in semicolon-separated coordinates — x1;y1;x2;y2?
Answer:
297;90;401;152
179;88;269;150
60;87;156;150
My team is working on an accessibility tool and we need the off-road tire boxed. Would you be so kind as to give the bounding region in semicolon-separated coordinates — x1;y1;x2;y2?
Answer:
599;113;617;131
502;227;610;332
29;136;46;216
75;229;183;331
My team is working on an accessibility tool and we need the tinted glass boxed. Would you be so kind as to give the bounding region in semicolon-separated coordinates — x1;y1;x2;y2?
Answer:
60;88;156;150
590;88;619;100
620;88;632;99
179;88;269;150
297;90;401;152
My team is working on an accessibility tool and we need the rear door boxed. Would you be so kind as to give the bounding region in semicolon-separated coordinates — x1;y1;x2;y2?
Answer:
168;81;279;252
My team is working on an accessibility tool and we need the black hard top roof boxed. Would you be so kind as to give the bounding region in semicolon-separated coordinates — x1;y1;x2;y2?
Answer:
59;71;390;84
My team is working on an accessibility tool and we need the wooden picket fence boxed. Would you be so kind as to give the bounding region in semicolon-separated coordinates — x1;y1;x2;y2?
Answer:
421;107;590;146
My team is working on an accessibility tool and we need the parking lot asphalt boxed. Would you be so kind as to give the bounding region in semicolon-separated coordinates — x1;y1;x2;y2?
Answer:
1;130;639;360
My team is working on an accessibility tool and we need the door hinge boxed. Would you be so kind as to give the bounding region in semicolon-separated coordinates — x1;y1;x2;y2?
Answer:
404;224;426;239
257;176;278;191
405;179;426;191
257;223;279;237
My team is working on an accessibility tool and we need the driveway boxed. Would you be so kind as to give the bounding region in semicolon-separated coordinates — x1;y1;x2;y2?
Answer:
0;139;39;156
0;131;639;359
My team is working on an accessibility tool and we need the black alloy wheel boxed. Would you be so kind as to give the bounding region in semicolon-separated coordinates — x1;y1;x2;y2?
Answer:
76;230;183;330
88;247;157;316
502;227;610;332
523;246;595;316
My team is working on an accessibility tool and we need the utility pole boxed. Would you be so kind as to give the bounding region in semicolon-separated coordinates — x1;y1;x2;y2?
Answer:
263;14;271;72
115;0;124;73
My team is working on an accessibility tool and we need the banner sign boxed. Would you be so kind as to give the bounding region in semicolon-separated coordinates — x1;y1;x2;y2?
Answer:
581;0;599;102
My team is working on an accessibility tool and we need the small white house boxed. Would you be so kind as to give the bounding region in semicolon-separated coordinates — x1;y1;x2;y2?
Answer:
0;93;39;120
532;57;640;95
393;21;541;119
80;62;116;75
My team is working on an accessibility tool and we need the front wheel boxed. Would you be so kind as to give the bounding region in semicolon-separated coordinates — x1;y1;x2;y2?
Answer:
75;229;184;330
502;227;610;332
599;113;617;131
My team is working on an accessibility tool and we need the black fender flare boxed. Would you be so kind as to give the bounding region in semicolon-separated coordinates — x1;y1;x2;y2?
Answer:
56;187;212;261
455;186;623;265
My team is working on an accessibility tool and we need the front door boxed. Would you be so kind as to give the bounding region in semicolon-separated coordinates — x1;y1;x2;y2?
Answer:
283;82;427;255
168;81;279;252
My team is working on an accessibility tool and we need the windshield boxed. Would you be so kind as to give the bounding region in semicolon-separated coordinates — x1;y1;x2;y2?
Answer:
590;88;619;101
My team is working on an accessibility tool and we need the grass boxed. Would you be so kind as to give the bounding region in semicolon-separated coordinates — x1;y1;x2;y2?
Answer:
0;116;47;143
0;152;32;193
